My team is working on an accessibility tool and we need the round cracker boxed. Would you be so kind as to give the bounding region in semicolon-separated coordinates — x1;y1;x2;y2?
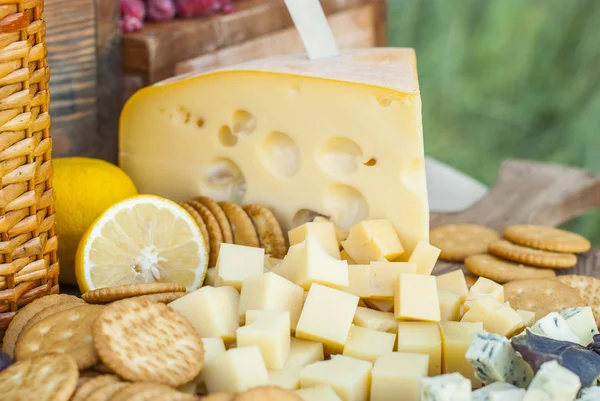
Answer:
558;275;600;325
19;300;87;342
88;381;130;401
218;201;260;247
503;278;585;320
72;375;121;401
489;239;577;268
2;294;84;358
180;202;210;251
465;254;556;283
93;299;204;387
430;224;500;261
109;382;177;401
194;196;233;244
504;224;591;253
235;386;303;401
188;200;224;267
82;283;187;304
243;204;287;259
0;353;78;401
15;304;104;370
127;292;186;304
152;392;200;401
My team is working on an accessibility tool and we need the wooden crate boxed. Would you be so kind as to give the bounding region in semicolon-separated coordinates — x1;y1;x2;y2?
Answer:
123;0;387;97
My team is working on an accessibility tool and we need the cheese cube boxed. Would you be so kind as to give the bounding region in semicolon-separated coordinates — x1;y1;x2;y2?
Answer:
296;283;359;354
194;337;227;390
370;352;428;401
268;337;325;390
370;261;417;298
560;306;599;346
394;273;440;322
238;272;304;329
353;307;397;334
313;216;349;245
484;305;525;337
408;241;441;275
438;289;462;321
341;220;405;264
236;310;290;370
289;222;341;259
531;312;580;343
420;373;472;401
523;360;581;401
516;309;536;328
343;265;372;297
466;277;504;304
396;321;441;376
461;296;504;324
439;321;483;387
435;269;469;301
472;382;523;401
364;298;394;312
341;250;356;264
273;236;349;290
168;286;239;345
343;325;396;362
215;243;265;290
202;346;269;392
296;386;343;401
205;267;216;286
299;355;373;401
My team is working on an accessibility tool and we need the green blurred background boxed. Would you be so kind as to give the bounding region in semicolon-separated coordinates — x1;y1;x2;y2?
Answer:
388;0;600;244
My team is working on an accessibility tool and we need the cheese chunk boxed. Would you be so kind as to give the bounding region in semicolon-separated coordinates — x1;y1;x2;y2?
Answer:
193;337;226;391
120;49;429;257
236;310;290;370
436;270;469;302
341;250;356;264
238;272;304;329
296;386;343;401
396;321;441;376
465;331;533;388
560;307;599;346
343;325;396;362
578;387;600;401
299;355;373;401
353;307;397;334
370;261;417;298
438;289;462;321
531;312;580;344
408;240;441;275
202;346;269;392
472;382;524;401
289;222;341;259
364;298;394;313
517;310;536;328
461;296;504;324
421;373;472;401
314;216;349;246
466;277;504;304
205;267;216;286
370;352;428;401
273;236;349;290
523;360;581;401
296;283;359;354
394;273;440;322
168;286;239;345
215;243;264;290
439;321;483;387
484;305;525;337
268;337;324;390
342;220;405;264
343;265;371;298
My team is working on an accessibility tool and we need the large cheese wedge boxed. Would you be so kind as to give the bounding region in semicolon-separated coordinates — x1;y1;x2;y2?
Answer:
119;49;429;255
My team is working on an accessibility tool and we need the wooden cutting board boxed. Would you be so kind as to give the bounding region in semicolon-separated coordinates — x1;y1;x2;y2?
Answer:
431;159;600;278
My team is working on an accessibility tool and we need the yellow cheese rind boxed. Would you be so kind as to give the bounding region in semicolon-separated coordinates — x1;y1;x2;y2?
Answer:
396;321;442;376
342;325;396;363
439;321;483;387
370;352;429;401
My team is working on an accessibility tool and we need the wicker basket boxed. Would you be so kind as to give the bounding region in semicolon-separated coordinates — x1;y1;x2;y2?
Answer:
0;0;58;340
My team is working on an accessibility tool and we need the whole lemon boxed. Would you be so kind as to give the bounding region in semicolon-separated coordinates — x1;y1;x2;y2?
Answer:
53;157;138;285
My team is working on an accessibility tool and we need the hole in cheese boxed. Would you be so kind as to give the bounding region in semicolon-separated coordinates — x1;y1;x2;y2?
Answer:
363;158;377;167
218;125;237;147
323;184;369;230
196;118;205;128
401;158;427;193
203;158;246;203
316;137;364;179
260;131;301;179
232;110;256;136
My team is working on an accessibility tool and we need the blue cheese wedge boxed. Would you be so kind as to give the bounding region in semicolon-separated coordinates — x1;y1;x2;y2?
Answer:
466;331;533;388
560;307;599;346
522;360;581;401
421;372;472;401
576;386;600;400
531;312;580;344
472;382;521;401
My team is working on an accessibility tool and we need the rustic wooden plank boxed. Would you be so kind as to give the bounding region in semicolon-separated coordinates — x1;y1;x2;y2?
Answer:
96;0;121;163
45;0;97;157
175;3;379;75
431;159;600;278
122;0;368;83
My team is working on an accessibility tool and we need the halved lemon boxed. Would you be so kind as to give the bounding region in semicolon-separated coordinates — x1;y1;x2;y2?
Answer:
75;195;208;293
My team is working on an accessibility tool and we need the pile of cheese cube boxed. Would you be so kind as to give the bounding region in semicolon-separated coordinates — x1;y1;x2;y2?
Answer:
167;219;598;401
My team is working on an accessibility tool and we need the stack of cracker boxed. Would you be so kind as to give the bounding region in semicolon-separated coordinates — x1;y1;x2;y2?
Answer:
0;285;303;401
179;197;287;266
